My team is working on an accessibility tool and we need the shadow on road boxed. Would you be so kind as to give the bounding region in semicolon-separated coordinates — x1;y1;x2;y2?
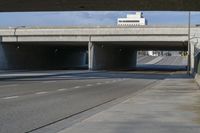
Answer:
136;64;187;71
0;69;190;83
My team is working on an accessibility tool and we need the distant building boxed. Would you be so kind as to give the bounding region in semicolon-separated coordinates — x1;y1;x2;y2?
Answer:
117;12;147;26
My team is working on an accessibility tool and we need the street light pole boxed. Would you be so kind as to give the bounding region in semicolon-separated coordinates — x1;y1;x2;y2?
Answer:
187;11;191;75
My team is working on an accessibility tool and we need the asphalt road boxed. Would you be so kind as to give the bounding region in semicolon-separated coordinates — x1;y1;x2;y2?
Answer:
0;71;172;133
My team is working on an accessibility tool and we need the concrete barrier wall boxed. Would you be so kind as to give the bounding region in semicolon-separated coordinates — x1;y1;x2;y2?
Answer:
190;28;200;75
194;47;200;74
190;28;200;87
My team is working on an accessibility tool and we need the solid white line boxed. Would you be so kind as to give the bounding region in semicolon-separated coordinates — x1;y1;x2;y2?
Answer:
2;96;19;100
0;84;18;88
58;88;67;91
42;81;56;83
35;91;48;95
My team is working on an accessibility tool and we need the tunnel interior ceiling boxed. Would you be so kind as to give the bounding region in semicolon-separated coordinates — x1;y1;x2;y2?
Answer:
4;41;188;51
4;42;89;46
94;41;188;51
0;0;200;11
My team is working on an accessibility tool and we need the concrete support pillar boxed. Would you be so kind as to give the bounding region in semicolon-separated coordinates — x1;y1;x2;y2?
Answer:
88;43;137;70
190;43;195;74
88;41;94;70
0;42;8;69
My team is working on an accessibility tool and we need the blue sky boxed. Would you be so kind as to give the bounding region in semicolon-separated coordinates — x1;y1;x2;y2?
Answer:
0;11;199;27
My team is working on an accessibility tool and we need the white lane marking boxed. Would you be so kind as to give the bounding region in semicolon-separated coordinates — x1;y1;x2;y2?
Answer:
0;84;18;88
105;81;110;84
112;80;117;83
35;91;48;95
2;96;19;100
86;84;92;87
96;82;102;85
58;88;67;91
74;86;81;89
42;81;56;83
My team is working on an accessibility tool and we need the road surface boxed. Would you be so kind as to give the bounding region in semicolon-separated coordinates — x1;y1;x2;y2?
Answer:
0;70;173;133
0;56;187;133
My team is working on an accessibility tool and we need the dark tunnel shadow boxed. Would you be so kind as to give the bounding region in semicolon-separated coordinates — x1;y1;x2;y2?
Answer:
136;64;187;71
0;70;190;83
1;44;88;70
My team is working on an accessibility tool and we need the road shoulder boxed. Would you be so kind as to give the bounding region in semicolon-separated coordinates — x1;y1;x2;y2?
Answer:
58;74;200;133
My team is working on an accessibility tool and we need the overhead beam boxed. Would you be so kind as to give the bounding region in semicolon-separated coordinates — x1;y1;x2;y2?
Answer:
0;0;200;12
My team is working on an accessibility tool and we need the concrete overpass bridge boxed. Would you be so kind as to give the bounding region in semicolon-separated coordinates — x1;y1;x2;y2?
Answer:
0;0;200;73
0;26;188;50
0;0;200;11
0;26;191;70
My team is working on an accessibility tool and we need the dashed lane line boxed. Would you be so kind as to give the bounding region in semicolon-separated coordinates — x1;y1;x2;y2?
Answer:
2;96;19;100
86;84;92;87
1;80;129;100
57;88;67;91
0;84;19;88
105;81;110;84
35;91;48;95
42;81;57;84
112;80;117;83
73;86;81;89
96;82;103;85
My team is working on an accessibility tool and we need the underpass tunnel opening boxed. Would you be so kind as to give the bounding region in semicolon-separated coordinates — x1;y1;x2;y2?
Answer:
89;43;137;70
129;41;188;71
0;42;88;70
88;41;188;71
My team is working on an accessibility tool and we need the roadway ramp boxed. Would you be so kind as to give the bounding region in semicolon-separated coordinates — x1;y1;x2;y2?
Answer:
145;56;163;64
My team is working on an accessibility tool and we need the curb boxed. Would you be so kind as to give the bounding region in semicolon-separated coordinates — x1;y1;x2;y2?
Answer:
194;74;200;88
